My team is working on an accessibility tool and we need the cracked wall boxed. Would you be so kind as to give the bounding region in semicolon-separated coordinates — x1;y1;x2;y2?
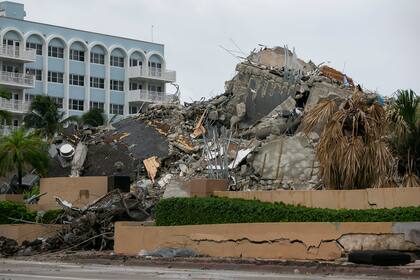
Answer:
114;222;420;261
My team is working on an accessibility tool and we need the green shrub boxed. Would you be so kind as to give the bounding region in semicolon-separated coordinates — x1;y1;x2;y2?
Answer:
0;201;36;224
156;197;420;226
0;201;62;224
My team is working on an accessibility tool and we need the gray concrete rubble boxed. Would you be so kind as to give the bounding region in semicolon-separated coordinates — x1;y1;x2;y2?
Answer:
46;45;362;193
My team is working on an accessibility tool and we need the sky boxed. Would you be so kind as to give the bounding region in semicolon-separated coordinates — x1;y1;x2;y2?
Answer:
16;0;420;101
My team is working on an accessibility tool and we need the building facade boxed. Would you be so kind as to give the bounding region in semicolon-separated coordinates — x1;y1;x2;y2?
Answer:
0;1;176;133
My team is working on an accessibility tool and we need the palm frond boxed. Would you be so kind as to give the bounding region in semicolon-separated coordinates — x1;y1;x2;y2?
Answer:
302;99;338;133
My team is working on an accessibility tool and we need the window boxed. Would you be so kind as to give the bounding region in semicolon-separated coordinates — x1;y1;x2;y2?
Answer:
90;52;105;64
69;74;85;86
25;94;35;102
13;119;19;127
148;84;163;93
90;77;105;89
69;99;84;111
129;105;140;114
26;68;42;81
110;80;124;91
129;82;142;91
110;104;123;115
51;97;63;108
90;101;104;111
110;55;124;67
129;58;142;67
26;42;42;55
69;49;85;61
48;71;64;83
48;46;64;58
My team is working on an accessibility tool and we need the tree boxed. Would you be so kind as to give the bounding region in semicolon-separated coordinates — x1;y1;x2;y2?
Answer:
303;91;393;189
387;89;420;185
24;95;64;141
0;86;12;125
63;108;105;129
0;128;49;190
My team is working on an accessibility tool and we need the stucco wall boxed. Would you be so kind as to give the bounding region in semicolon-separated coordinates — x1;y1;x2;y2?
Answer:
114;222;420;261
213;187;420;210
37;176;108;210
0;194;23;202
0;224;64;245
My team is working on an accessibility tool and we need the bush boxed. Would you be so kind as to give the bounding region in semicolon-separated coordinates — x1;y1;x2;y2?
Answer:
0;201;62;224
156;197;420;226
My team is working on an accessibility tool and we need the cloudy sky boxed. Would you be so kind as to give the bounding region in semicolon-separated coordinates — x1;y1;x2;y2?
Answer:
18;0;420;101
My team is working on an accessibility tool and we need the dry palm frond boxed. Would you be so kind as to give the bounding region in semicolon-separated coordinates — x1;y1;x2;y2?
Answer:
402;173;420;188
302;99;338;133
386;106;408;140
341;137;365;187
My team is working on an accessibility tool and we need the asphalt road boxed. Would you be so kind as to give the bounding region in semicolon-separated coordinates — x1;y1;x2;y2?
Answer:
0;260;412;280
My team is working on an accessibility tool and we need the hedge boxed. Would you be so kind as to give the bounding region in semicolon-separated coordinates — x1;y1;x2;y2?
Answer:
155;197;420;226
0;201;62;224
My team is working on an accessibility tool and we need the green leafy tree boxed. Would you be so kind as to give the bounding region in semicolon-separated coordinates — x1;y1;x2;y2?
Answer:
24;95;64;141
0;128;49;189
63;108;105;129
0;86;12;125
387;89;420;180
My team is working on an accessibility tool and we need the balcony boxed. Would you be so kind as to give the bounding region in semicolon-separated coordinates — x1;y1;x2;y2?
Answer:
0;71;35;89
0;45;36;63
0;98;31;114
128;66;176;82
127;90;177;104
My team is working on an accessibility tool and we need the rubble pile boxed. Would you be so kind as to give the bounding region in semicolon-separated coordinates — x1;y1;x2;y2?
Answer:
47;46;362;192
0;189;156;256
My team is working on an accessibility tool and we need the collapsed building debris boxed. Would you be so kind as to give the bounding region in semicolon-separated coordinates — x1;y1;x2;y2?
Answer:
39;45;365;193
0;189;156;256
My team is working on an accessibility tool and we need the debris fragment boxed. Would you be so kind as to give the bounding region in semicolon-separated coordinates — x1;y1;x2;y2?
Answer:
143;157;160;183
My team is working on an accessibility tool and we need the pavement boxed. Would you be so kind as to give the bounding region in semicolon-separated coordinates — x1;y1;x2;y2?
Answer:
0;259;417;280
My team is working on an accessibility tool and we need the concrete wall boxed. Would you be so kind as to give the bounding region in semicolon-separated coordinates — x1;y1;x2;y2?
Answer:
37;176;108;210
0;194;23;202
213;187;420;210
0;224;64;244
114;222;420;261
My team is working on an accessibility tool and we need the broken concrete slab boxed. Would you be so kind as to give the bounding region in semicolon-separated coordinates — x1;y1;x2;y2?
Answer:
252;134;318;188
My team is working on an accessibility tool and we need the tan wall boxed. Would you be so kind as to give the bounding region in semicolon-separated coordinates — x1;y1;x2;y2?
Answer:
37;177;108;210
184;179;228;197
0;194;23;202
114;222;420;261
0;224;64;244
214;187;420;209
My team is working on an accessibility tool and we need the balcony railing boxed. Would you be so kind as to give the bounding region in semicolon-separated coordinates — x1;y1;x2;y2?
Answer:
0;71;35;88
127;90;177;104
0;45;36;62
0;98;31;113
128;66;176;82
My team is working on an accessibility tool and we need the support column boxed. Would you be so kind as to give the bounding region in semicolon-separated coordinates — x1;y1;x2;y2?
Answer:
85;49;90;112
63;47;69;117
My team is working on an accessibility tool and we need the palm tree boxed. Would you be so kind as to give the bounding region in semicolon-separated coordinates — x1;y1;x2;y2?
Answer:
24;95;64;141
0;86;12;126
387;89;419;184
303;90;393;189
0;128;49;190
63;108;105;129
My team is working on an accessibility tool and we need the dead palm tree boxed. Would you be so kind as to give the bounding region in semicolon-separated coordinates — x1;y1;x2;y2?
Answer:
303;91;393;189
